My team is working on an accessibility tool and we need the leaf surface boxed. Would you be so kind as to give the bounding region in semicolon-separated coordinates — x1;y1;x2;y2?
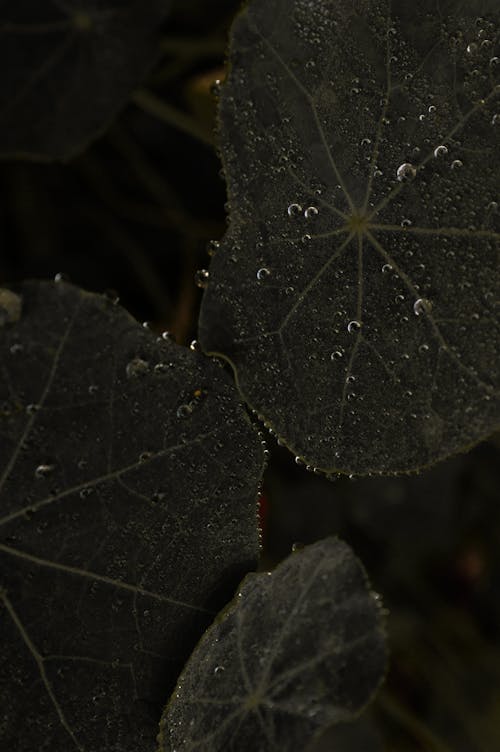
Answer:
199;0;500;474
158;537;387;752
0;280;264;752
0;0;171;160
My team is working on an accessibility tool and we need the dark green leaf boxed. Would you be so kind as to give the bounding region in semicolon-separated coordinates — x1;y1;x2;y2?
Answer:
199;0;500;475
0;281;264;752
158;537;387;752
0;1;171;161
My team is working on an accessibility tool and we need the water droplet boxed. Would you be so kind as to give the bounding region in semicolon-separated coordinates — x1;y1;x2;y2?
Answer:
35;464;54;479
189;340;201;352
176;404;192;419
214;665;225;676
195;269;210;288
54;272;70;283
413;298;432;316
433;144;448;158
210;79;222;97
292;542;305;552
419;343;430;353
152;490;166;504
347;320;361;334
451;159;463;169
139;451;154;462
207;240;220;256
428;105;437;114
88;384;99;395
396;163;416;182
400;218;412;227
304;206;319;219
467;42;478;54
360;137;372;146
26;404;40;415
287;203;302;217
381;263;393;273
487;201;498;212
346;375;356;383
126;358;149;378
256;268;270;281
491;114;500;126
330;349;344;360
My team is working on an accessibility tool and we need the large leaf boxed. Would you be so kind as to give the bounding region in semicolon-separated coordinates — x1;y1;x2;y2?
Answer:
0;281;264;752
199;0;500;475
0;0;172;161
158;537;387;752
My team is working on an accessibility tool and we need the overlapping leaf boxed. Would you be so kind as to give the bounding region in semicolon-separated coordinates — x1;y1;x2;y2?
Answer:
199;0;500;474
158;537;387;752
0;281;264;752
0;0;171;160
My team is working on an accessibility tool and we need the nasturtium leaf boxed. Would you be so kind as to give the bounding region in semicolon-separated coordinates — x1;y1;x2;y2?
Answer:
0;281;264;752
158;537;387;752
199;0;500;475
0;1;172;161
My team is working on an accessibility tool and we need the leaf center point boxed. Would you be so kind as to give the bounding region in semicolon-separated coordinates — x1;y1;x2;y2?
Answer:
347;212;370;235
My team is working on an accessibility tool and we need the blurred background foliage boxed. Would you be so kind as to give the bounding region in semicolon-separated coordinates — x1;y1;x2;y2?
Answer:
1;1;499;750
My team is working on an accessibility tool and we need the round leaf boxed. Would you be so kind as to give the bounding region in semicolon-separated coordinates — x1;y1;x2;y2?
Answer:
199;0;500;474
0;1;172;160
0;281;264;752
159;537;387;752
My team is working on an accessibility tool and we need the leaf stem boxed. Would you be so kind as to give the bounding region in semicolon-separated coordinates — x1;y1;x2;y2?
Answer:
131;89;213;147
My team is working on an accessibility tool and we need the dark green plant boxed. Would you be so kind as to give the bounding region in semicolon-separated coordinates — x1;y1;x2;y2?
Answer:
0;1;498;750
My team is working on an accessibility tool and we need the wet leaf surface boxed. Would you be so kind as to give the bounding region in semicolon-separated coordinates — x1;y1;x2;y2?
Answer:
199;0;500;474
0;280;264;752
159;537;387;752
0;0;172;160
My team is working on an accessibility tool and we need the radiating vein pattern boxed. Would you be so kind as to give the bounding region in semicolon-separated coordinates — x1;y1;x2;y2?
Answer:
199;0;500;474
0;281;263;752
158;538;387;752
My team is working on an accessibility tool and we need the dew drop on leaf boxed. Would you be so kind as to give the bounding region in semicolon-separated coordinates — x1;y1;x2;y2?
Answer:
176;403;192;419
304;206;319;219
381;263;393;273
256;267;270;281
413;298;433;316
347;320;361;334
451;159;463;169
396;162;417;181
195;269;210;288
433;145;449;158
126;357;150;378
35;464;54;479
207;240;220;256
330;349;344;360
287;202;302;217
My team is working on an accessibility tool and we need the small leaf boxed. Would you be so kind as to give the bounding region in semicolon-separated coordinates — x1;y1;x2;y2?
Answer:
0;280;264;752
0;1;172;160
158;537;387;752
199;0;500;474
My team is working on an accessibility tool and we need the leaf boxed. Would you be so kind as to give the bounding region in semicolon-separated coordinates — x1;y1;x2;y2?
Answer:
0;281;264;752
199;0;500;475
0;1;172;161
158;537;387;752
